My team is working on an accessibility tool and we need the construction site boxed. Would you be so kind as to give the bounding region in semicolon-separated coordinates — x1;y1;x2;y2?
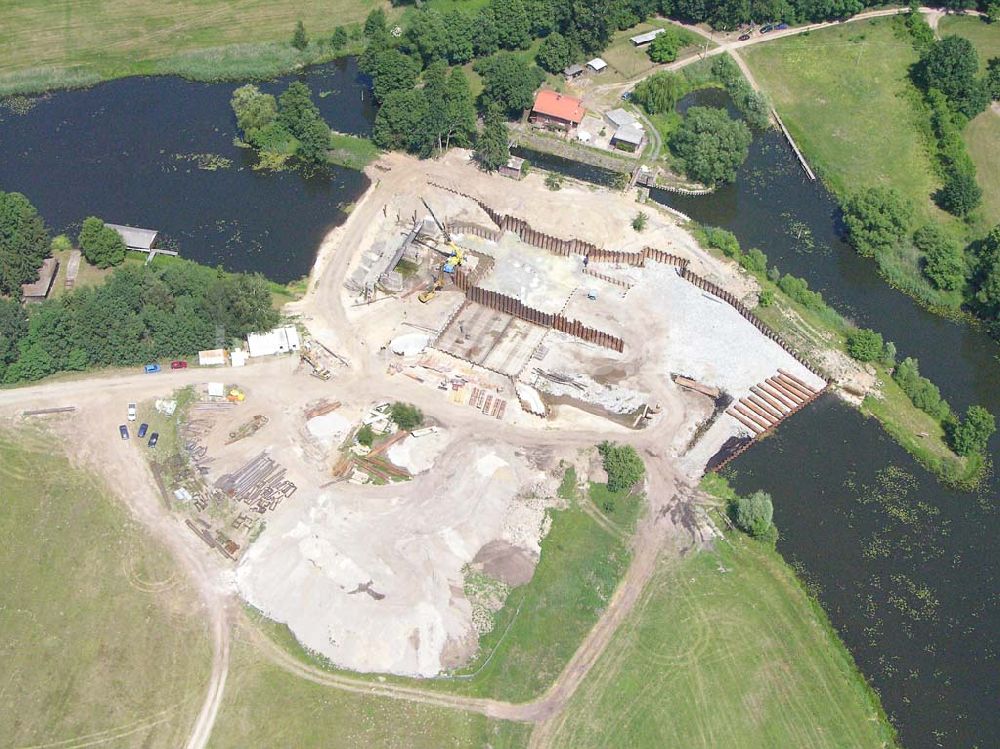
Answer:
4;150;833;684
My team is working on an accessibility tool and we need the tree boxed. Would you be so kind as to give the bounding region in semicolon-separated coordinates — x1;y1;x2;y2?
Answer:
371;48;421;104
597;441;645;492
230;84;278;143
0;297;27;379
489;0;532;49
970;224;1000;318
536;31;574;73
647;28;682;63
292;20;308;51
476;106;511;171
936;169;982;217
734;490;774;538
668;106;752;186
357;424;375;447
278;82;322;138
987;57;1000;100
920;36;989;118
987;2;1000;24
442;11;475;64
373;89;430;152
296;116;331;165
78;217;126;268
472;10;501;57
567;0;614;53
949;405;996;456
442;67;478;150
914;224;966;291
0;191;50;297
842;186;913;258
474;53;544;117
364;8;387;38
632;211;648;231
632;71;688;114
390;402;424;430
846;328;884;362
406;8;448;65
331;27;348;49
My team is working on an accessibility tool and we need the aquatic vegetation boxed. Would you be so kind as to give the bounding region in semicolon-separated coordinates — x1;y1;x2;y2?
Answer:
173;152;233;170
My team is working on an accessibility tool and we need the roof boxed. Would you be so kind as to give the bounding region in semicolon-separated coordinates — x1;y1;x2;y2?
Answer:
505;156;526;170
563;63;585;76
246;326;301;358
531;90;586;124
105;223;158;251
587;58;608;71
630;28;666;45
613;123;645;145
21;257;58;298
605;108;637;128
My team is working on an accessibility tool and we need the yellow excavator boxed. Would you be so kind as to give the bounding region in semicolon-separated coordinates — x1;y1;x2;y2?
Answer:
418;243;466;303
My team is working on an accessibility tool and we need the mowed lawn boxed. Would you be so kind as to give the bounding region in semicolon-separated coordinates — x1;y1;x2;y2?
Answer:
210;631;530;749
743;18;951;227
0;0;380;89
545;536;896;749
0;429;211;748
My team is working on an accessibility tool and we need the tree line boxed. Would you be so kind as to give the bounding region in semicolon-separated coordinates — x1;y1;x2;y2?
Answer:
0;193;280;384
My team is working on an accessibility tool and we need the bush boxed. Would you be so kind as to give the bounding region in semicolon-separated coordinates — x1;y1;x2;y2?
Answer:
777;273;827;312
632;212;648;232
936;170;982;217
758;289;775;307
893;357;953;422
948;405;996;456
700;226;741;257
647;28;683;63
914;224;966;291
733;490;774;539
739;248;768;274
356;424;375;447
846;328;884;362
632;71;688;115
597;441;645;493
843;186;913;258
331;27;348;49
390;402;423;431
545;172;563;191
51;234;73;252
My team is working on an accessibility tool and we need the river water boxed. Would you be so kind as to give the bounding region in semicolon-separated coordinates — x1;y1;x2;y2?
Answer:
2;72;996;746
0;58;374;283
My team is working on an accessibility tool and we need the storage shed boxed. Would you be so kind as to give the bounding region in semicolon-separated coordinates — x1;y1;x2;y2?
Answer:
499;156;526;180
20;257;59;302
104;223;158;252
611;123;646;152
586;58;608;72
246;326;301;358
563;63;585;79
630;28;666;46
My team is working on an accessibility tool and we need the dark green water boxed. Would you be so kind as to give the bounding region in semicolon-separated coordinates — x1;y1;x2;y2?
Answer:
0;58;374;282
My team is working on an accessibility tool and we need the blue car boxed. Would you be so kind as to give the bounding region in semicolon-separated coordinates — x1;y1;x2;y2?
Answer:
144;363;160;373
138;423;149;438
775;22;789;30
148;432;159;448
119;424;129;440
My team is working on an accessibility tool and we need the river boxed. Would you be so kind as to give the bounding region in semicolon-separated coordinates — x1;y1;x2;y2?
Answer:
0;58;374;283
2;72;996;746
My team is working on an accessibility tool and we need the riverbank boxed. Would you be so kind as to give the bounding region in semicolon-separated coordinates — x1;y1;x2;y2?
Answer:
0;0;378;96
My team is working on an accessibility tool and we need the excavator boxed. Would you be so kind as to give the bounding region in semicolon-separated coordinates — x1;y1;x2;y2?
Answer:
418;242;466;303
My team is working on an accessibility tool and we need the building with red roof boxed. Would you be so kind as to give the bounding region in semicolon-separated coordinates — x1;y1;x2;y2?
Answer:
529;90;586;132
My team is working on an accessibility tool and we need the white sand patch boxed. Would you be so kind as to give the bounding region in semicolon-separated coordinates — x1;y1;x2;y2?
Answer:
386;429;449;474
390;332;430;356
236;440;552;677
306;412;350;447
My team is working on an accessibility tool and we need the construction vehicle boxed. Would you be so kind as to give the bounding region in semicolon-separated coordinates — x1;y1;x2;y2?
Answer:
418;243;466;303
418;273;445;303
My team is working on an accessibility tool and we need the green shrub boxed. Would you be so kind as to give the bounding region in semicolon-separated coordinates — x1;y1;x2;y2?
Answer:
843;186;913;258
390;402;423;431
777;273;827;312
733;490;774;539
739;248;768;274
78;216;126;268
914;223;966;291
758;289;775;307
948;405;996;456
356;424;375;447
51;234;73;252
597;441;645;493
846;328;884;362
893;357;953;422
700;226;741;257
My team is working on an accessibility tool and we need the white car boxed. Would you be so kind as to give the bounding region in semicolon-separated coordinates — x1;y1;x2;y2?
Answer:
127;402;137;421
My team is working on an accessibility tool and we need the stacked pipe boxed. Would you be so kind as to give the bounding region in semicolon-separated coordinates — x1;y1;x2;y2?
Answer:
725;369;825;437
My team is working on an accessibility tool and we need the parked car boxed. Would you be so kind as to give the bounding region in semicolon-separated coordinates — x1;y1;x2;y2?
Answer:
738;33;751;41
119;424;129;440
144;363;160;373
775;22;789;30
170;360;188;369
621;91;632;101
761;24;774;33
138;423;149;438
127;402;137;421
148;432;159;448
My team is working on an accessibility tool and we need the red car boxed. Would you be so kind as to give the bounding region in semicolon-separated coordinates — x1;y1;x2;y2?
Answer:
170;360;188;369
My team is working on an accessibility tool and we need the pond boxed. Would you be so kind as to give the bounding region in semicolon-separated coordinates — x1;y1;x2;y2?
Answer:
0;58;375;283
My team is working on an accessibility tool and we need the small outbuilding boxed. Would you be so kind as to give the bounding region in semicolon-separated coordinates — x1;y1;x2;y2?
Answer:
563;63;585;80
605;108;638;129
198;348;227;367
586;58;608;73
630;28;666;46
246;326;301;358
611;123;646;152
104;223;158;252
21;257;59;302
499;155;526;180
529;90;586;132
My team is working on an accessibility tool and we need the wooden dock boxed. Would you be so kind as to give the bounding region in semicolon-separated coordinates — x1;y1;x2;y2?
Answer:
771;108;816;181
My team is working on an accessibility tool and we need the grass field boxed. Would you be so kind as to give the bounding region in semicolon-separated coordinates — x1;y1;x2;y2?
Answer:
0;428;211;748
938;15;1000;67
546;531;897;748
0;0;381;93
210;630;530;749
599;22;706;84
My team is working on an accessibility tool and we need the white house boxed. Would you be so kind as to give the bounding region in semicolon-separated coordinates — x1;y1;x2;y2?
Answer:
246;326;301;358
